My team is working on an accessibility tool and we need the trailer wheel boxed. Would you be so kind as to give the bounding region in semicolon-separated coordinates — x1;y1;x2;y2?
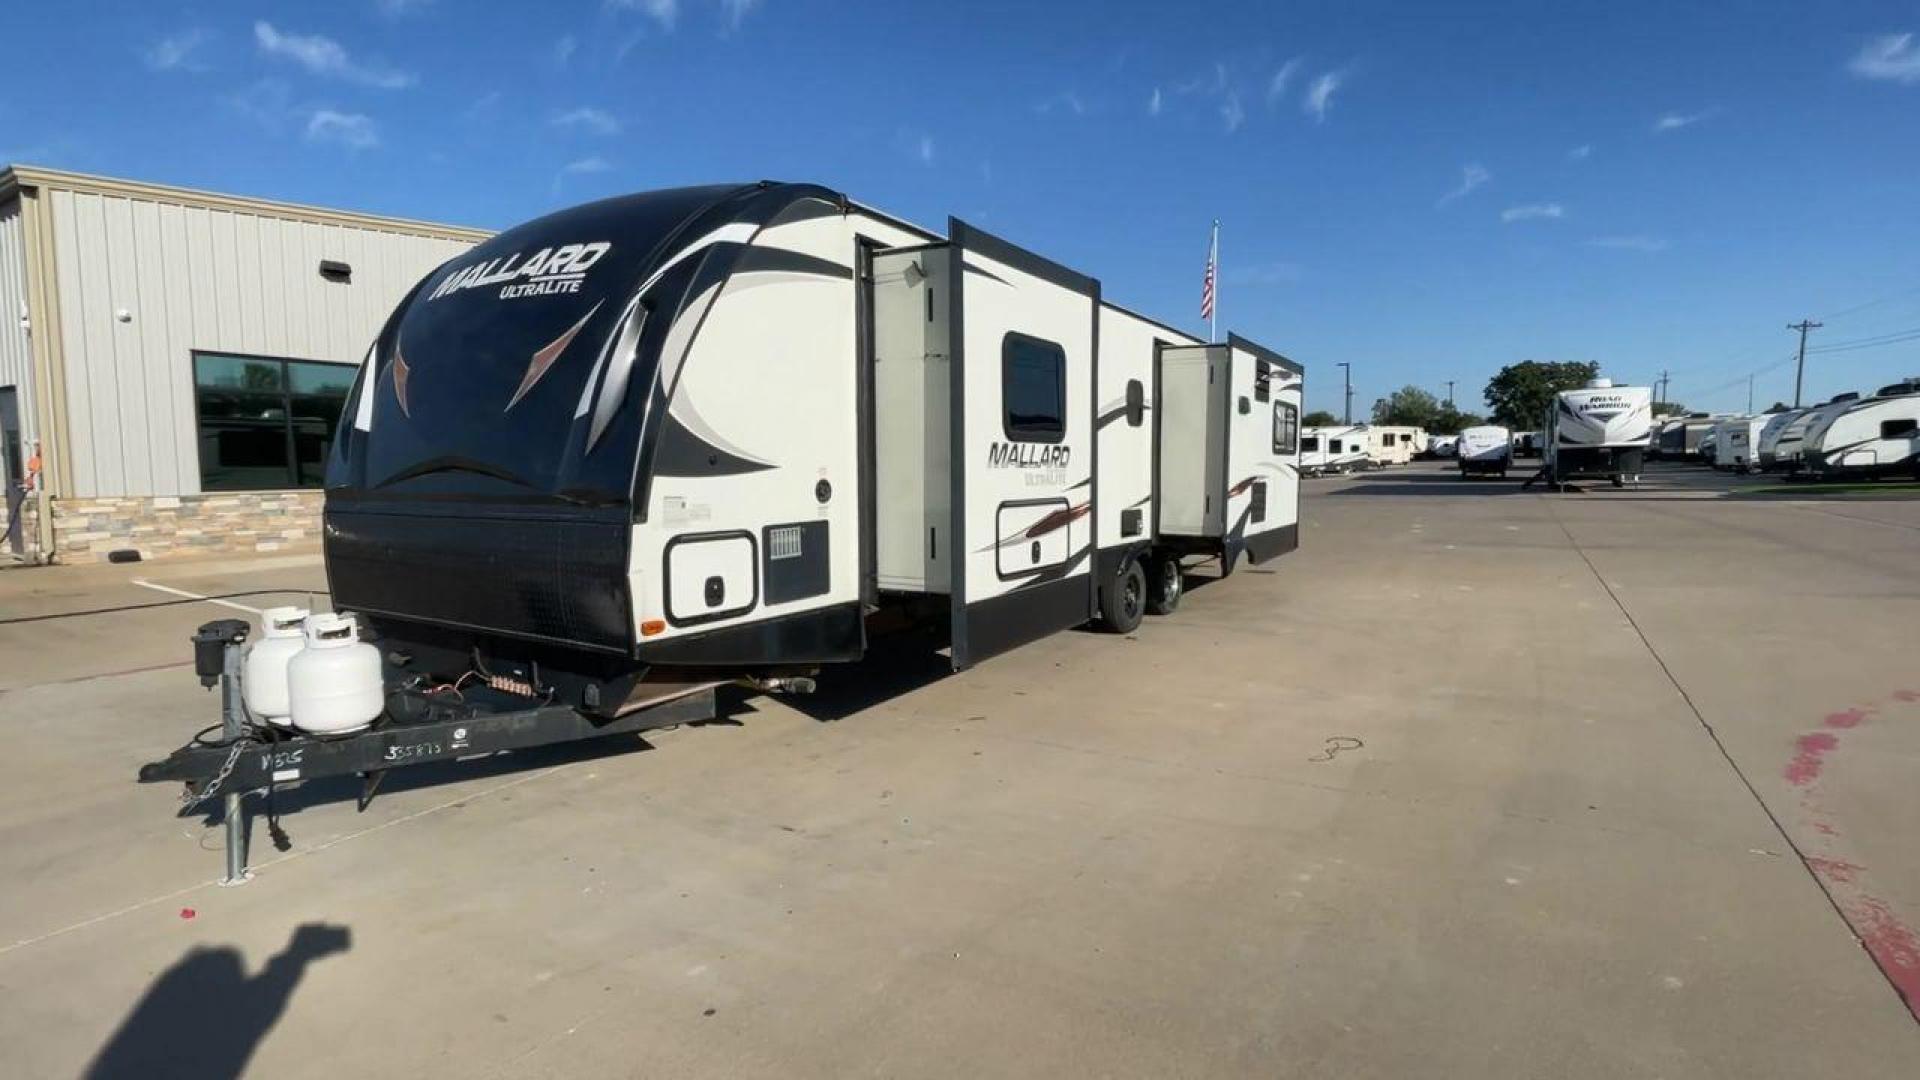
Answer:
1097;558;1147;634
1146;555;1183;616
1611;474;1625;488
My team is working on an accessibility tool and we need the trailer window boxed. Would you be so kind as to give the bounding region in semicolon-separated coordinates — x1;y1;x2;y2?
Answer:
1255;360;1271;403
1329;439;1344;453
1273;401;1298;455
194;351;356;491
1882;418;1918;439
1300;435;1320;453
1002;333;1066;443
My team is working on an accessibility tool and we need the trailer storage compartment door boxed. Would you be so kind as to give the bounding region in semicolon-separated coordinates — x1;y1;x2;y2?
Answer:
1226;334;1302;568
946;221;1097;669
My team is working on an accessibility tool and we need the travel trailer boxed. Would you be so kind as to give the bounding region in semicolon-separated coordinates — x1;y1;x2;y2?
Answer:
1767;393;1858;472
1426;434;1459;459
310;182;1305;708
1513;431;1543;458
1367;425;1422;466
1714;415;1769;472
1542;377;1653;486
1299;425;1370;475
1456;424;1513;477
1801;380;1920;480
1755;408;1811;471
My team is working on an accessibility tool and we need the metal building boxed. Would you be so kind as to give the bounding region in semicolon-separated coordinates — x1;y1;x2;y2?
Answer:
0;166;489;562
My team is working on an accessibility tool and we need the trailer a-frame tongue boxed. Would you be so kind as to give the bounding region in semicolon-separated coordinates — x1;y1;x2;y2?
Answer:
866;220;1100;670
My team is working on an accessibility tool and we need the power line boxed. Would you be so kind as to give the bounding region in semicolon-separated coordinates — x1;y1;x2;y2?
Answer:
1806;325;1920;353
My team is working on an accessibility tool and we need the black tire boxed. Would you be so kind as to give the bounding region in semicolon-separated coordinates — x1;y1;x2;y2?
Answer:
1145;554;1184;616
1097;558;1147;634
1611;474;1626;488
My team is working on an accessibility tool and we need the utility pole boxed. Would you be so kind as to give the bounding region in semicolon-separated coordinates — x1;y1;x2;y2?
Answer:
1336;362;1353;424
1656;369;1669;408
1787;320;1822;408
1746;374;1754;414
1444;380;1455;407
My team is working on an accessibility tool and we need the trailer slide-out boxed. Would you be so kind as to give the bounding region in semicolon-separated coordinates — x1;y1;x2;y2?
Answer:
139;181;1307;879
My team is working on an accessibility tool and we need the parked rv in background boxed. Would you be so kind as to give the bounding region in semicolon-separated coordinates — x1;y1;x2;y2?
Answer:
1426;434;1459;459
1513;431;1543;458
1367;425;1422;467
1457;425;1513;477
1300;425;1369;476
1542;378;1651;487
1767;393;1857;473
1801;380;1920;480
1714;415;1769;473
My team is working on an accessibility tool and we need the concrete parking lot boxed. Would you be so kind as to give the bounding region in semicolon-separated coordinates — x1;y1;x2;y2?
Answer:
2;462;1917;1078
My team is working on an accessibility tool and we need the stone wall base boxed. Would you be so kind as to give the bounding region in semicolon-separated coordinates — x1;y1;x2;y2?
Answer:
51;491;323;563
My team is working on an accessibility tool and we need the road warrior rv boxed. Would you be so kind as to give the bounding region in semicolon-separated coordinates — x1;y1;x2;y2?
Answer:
1541;377;1652;487
1299;425;1369;475
1456;424;1512;477
1764;394;1854;471
1801;380;1920;479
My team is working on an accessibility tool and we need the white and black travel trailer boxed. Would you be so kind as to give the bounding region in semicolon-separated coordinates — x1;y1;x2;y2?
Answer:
1801;380;1920;479
1456;424;1513;477
1513;430;1543;458
1541;377;1652;486
1767;393;1857;472
1754;408;1806;470
1426;433;1459;459
311;182;1306;716
1299;425;1369;475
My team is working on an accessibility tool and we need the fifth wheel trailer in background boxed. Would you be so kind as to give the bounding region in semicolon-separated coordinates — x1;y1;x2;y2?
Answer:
1299;425;1369;476
1542;378;1652;487
1801;380;1920;480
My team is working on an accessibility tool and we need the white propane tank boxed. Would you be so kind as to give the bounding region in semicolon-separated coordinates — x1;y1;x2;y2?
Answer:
287;613;384;735
242;606;309;727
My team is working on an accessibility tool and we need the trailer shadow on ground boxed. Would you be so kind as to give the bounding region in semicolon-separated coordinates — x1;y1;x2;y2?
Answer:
784;638;956;724
1322;472;1536;497
82;921;352;1080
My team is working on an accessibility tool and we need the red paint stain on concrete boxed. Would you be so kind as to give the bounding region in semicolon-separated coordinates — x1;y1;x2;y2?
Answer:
1823;707;1870;729
1784;731;1839;787
1806;856;1865;885
1894;689;1919;703
1852;896;1920;1020
1812;821;1838;836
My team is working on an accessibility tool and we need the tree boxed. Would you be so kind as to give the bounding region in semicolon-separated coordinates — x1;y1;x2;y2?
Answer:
1429;402;1484;435
1764;401;1791;414
1303;409;1338;427
1483;360;1599;429
1652;401;1688;417
1370;385;1442;428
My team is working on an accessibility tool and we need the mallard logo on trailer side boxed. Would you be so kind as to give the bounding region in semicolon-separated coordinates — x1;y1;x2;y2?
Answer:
429;241;615;302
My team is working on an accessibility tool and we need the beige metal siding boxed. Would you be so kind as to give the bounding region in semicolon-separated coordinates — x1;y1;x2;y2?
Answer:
49;188;476;497
0;198;33;446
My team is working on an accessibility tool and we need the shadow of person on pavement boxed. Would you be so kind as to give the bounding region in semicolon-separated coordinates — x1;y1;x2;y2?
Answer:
84;922;351;1080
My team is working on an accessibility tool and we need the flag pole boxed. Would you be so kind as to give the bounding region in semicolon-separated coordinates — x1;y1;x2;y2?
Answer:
1209;219;1220;344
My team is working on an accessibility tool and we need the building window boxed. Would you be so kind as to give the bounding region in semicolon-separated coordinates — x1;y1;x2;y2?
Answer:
193;352;356;491
1273;401;1299;455
1881;418;1917;440
1002;332;1066;443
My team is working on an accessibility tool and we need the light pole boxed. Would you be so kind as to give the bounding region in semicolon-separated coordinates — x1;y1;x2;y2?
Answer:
1336;362;1352;424
1444;380;1455;407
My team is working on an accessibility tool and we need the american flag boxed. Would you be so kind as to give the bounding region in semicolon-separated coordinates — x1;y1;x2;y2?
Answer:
1200;222;1218;322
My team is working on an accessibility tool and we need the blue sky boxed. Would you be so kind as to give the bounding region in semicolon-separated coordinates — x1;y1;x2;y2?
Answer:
5;1;1920;417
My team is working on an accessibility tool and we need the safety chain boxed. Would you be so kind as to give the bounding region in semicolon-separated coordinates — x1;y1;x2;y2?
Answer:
180;740;247;809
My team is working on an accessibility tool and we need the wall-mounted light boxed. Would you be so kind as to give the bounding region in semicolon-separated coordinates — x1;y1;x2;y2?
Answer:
319;259;352;283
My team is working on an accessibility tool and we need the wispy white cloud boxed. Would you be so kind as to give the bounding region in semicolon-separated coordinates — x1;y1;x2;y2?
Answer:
145;28;210;72
1147;86;1163;116
227;79;296;131
254;21;415;89
1501;203;1565;223
1220;92;1245;133
305;109;379;151
918;134;935;164
375;0;435;16
719;0;758;30
1652;108;1715;133
1265;58;1302;108
1849;33;1920;84
1437;163;1490;206
553;34;577;68
1567;144;1592;161
1172;62;1230;97
610;0;679;31
1303;70;1343;123
552;155;613;195
1584;235;1666;252
464;90;502;120
552;106;621;135
1035;90;1086;116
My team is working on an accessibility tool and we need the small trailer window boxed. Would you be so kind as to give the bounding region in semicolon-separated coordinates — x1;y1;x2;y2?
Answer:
1300;435;1320;453
1882;418;1918;439
1273;401;1299;454
1329;439;1344;453
1255;360;1271;403
1002;333;1066;443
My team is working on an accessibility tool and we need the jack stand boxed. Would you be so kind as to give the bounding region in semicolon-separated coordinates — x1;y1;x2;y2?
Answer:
219;636;253;887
